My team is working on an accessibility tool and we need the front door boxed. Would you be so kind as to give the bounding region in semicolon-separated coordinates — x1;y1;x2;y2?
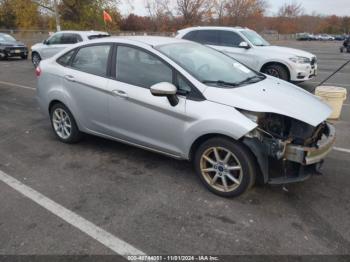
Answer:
106;45;187;156
213;31;258;70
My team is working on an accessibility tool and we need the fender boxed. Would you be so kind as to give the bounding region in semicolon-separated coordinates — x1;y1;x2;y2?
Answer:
183;100;257;159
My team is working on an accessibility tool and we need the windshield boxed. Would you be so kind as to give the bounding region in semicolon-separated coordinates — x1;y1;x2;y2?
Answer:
0;34;16;42
241;30;270;46
156;42;264;88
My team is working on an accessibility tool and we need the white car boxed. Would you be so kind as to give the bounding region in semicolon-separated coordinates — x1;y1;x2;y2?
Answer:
318;34;335;41
176;27;317;82
31;30;109;67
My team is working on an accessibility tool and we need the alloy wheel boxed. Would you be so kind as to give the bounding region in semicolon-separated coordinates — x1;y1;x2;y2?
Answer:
266;68;280;78
32;54;41;67
52;108;72;140
199;147;243;193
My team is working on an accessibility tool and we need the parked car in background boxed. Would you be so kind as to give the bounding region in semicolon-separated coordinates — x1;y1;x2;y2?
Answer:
176;27;317;82
318;34;335;41
335;35;347;41
36;36;334;197
31;30;110;67
297;33;316;41
0;33;28;60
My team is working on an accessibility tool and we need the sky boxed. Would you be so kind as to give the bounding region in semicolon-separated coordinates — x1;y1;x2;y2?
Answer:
119;0;350;16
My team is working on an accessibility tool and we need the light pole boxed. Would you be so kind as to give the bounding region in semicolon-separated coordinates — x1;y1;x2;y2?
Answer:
53;0;61;31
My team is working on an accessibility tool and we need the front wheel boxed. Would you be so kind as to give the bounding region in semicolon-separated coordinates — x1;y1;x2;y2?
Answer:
31;52;41;67
194;137;257;198
262;64;289;81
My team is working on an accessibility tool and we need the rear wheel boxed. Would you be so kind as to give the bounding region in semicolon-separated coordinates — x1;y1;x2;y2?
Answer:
194;137;257;198
262;64;289;81
32;52;41;67
50;103;82;144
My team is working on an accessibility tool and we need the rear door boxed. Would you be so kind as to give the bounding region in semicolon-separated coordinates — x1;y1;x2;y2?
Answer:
105;45;188;156
61;44;112;133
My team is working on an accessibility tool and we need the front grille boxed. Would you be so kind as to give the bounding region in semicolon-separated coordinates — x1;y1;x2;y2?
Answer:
5;47;27;52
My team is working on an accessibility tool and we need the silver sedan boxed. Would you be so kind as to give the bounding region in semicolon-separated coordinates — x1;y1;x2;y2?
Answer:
36;36;334;197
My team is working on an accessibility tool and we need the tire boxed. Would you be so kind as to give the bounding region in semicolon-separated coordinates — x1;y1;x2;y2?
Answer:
262;64;289;81
21;54;28;60
50;103;82;144
32;52;41;67
193;137;257;198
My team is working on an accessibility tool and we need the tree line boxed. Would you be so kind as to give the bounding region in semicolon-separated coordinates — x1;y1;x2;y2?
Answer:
0;0;349;34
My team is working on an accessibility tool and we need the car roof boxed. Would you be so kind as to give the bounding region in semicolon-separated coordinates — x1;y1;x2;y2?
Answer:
53;30;109;36
178;26;247;33
119;36;187;46
84;35;189;47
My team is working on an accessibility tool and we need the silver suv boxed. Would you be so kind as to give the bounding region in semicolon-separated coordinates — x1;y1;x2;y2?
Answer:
176;27;317;82
31;30;109;67
36;36;335;197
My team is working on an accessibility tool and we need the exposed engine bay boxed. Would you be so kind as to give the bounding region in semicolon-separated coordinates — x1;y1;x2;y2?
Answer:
241;111;335;184
258;113;327;146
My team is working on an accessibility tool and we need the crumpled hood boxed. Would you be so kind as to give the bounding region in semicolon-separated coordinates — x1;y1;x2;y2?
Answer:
203;77;332;127
257;45;315;59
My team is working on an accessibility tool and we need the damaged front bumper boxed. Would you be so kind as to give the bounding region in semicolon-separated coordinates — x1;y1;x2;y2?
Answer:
284;123;335;165
243;123;335;184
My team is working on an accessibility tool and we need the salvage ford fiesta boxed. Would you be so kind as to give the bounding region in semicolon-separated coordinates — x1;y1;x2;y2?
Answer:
36;36;335;197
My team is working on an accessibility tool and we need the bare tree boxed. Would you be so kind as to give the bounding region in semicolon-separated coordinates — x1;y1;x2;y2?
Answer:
145;0;172;31
213;0;227;25
225;0;267;26
277;1;303;18
175;0;213;25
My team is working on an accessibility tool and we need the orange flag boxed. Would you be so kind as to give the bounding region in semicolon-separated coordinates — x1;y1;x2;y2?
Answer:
103;10;112;23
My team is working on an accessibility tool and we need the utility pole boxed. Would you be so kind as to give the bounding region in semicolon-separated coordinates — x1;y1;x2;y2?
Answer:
53;0;61;31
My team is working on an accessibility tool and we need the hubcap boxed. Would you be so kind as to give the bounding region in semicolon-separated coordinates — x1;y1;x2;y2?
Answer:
200;147;243;193
266;68;280;78
32;55;40;67
52;108;72;139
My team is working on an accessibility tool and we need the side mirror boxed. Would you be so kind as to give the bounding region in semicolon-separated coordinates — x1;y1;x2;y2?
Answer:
150;82;179;106
239;41;250;49
43;39;49;45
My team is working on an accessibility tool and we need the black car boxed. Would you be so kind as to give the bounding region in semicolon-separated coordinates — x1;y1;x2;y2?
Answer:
0;33;28;60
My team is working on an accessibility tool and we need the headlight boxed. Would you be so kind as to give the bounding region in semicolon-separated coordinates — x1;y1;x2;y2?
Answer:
241;110;260;123
289;56;311;64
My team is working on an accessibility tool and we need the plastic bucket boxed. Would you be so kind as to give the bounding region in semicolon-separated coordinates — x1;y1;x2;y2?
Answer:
315;86;347;120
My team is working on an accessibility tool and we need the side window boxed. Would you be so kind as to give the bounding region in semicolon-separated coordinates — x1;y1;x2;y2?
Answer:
176;74;192;95
195;30;219;45
71;45;111;76
219;31;244;47
57;50;75;66
61;33;82;44
47;34;62;45
183;31;198;41
116;46;173;88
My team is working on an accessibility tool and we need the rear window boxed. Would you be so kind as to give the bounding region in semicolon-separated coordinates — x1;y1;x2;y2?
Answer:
88;34;110;40
57;50;75;66
71;44;111;76
184;30;220;45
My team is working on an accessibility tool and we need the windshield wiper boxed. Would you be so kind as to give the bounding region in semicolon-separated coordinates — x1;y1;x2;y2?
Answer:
202;80;239;87
235;75;265;85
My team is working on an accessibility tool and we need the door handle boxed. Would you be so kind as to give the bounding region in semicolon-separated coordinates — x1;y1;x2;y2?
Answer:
64;75;75;82
112;90;128;98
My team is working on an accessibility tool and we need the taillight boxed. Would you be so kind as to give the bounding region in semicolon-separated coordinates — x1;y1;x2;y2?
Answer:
35;67;41;77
